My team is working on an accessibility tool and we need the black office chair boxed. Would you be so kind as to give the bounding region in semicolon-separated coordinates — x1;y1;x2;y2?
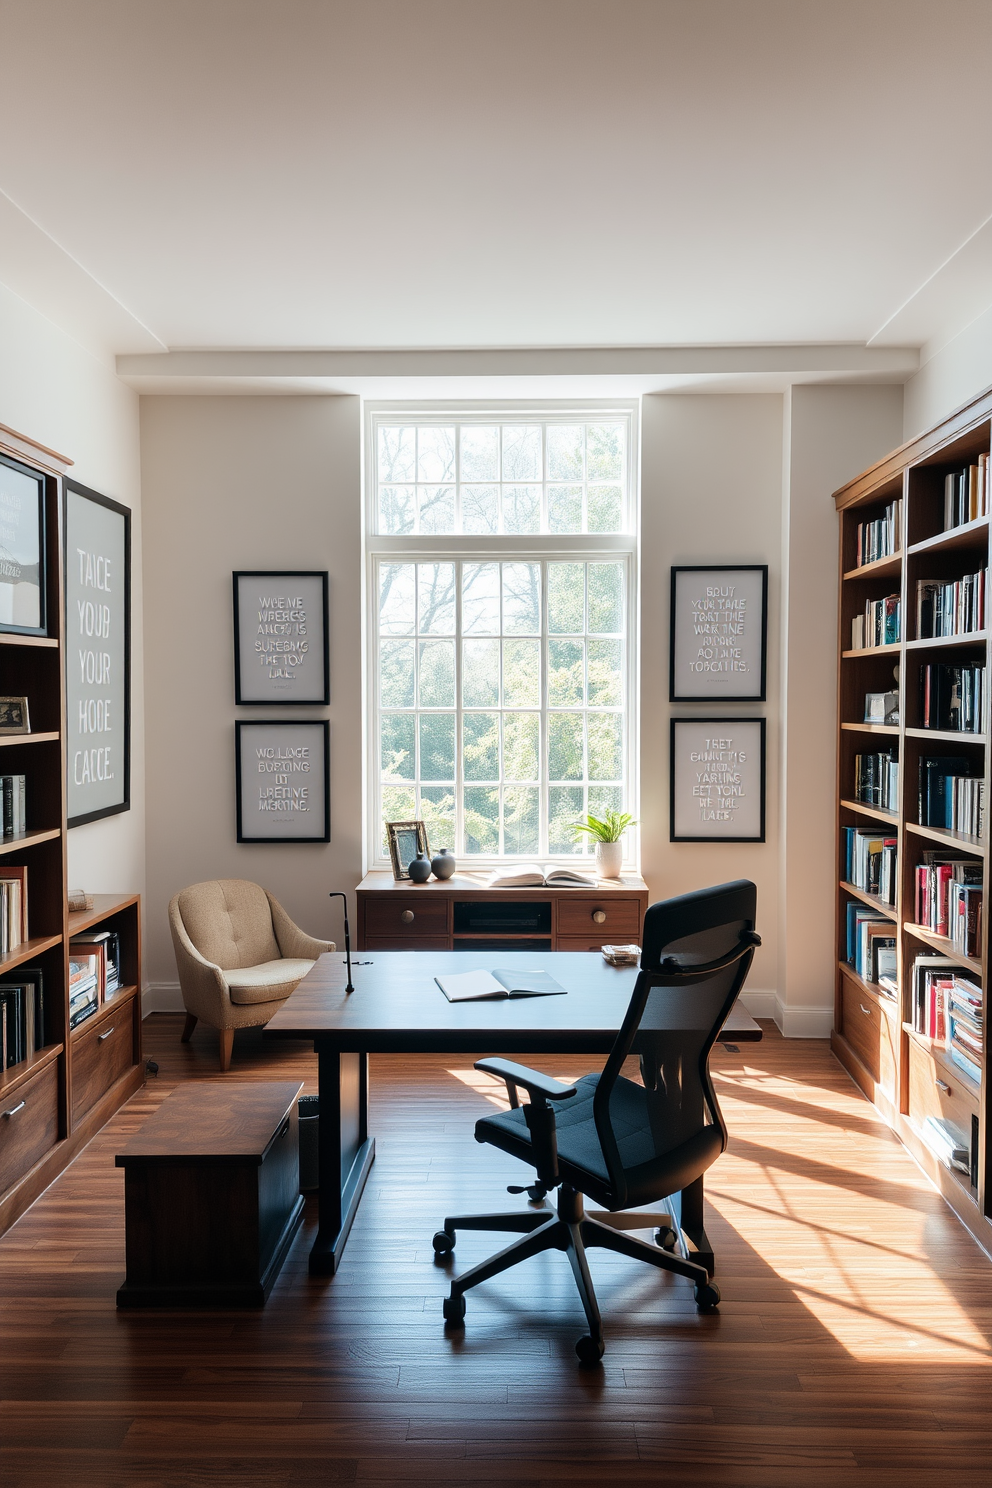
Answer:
432;879;760;1364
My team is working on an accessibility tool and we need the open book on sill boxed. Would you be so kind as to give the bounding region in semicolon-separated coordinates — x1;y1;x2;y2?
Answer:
487;863;599;889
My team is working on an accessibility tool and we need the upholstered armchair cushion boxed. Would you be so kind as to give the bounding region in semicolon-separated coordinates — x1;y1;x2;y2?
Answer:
226;959;316;1005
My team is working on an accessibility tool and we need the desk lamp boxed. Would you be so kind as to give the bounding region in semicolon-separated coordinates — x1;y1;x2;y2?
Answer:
328;891;355;992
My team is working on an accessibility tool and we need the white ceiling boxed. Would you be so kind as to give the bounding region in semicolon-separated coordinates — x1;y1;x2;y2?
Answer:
1;0;991;369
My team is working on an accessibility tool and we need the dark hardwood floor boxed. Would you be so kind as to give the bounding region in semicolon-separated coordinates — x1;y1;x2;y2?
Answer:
1;1014;991;1486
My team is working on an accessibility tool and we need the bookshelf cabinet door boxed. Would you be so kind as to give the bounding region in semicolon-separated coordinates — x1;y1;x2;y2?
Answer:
72;1009;134;1125
0;1060;59;1194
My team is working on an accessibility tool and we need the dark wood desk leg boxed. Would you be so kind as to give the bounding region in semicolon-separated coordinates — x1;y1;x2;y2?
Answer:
671;1176;714;1277
309;1043;375;1276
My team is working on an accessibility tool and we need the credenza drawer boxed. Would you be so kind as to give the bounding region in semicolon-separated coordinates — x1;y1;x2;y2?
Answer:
363;936;450;952
840;978;882;1082
908;1037;979;1137
557;898;641;938
0;1059;59;1196
72;1005;134;1125
557;935;616;953
364;898;449;940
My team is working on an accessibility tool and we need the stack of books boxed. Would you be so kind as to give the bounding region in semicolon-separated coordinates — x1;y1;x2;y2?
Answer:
918;756;984;837
920;662;986;733
68;953;100;1029
851;594;900;650
846;903;896;991
0;774;25;839
913;852;982;937
0;968;44;1068
843;826;897;905
947;977;984;1085
855;497;902;566
920;1115;972;1176
943;458;990;530
916;568;987;638
949;881;983;958
911;953;955;1040
854;752;899;811
0;866;27;957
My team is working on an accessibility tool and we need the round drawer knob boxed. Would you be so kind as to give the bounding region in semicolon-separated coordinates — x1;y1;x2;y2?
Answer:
401;910;415;923
592;910;607;924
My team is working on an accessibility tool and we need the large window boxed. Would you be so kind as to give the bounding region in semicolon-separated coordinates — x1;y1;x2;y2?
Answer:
367;410;637;864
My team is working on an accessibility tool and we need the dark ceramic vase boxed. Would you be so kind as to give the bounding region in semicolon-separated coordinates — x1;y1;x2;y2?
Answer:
431;848;456;880
408;852;432;883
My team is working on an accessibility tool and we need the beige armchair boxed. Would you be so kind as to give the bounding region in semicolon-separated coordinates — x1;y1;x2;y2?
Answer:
169;879;334;1070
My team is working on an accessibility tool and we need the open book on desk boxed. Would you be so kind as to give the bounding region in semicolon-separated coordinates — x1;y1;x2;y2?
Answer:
487;864;598;888
435;969;567;1002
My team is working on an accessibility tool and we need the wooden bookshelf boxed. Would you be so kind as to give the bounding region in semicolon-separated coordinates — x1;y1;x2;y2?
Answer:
0;426;143;1242
833;387;992;1257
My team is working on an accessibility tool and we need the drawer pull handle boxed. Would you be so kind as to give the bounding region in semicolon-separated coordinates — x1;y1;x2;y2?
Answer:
592;910;607;924
859;1004;872;1017
401;910;415;923
98;1027;115;1042
2;1101;25;1118
935;1079;951;1094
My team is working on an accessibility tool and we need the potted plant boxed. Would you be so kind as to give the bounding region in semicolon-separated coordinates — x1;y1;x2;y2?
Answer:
569;810;636;880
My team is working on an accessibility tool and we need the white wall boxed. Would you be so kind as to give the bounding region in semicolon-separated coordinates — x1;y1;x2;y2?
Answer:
0;281;145;896
139;395;362;1000
903;303;992;440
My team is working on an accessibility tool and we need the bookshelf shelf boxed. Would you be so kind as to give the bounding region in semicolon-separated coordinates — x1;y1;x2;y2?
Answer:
0;633;58;650
833;391;991;1260
0;828;61;856
0;732;60;749
0;934;63;977
0;1040;63;1099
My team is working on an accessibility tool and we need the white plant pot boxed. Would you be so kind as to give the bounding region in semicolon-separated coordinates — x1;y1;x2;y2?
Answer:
595;841;623;879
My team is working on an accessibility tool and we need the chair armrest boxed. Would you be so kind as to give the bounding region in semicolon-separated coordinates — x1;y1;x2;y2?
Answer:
267;893;335;960
475;1058;577;1102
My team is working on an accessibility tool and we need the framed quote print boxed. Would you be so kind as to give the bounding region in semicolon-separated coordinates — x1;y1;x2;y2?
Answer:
236;720;330;843
670;717;766;842
670;565;768;702
64;480;131;827
0;451;47;637
233;571;330;704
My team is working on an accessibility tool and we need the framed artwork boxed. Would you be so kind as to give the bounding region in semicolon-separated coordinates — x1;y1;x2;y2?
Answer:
670;717;766;842
0;697;29;735
670;565;768;702
0;451;46;637
64;480;131;828
387;819;430;881
233;571;329;705
235;720;330;843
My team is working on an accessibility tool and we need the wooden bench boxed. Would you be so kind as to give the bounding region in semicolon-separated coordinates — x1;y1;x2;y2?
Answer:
115;1079;304;1307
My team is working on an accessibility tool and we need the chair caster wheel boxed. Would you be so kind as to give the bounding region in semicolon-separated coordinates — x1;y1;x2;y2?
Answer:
443;1293;466;1324
694;1281;721;1311
655;1226;678;1251
432;1231;455;1255
575;1334;605;1365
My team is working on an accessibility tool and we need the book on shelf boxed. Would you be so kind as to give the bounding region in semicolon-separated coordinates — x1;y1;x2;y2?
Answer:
916;568;987;639
842;826;897;905
73;929;120;993
69;938;109;1002
68;952;100;1029
855;497;902;567
864;690;899;725
486;864;598;888
0;865;28;957
949;881;983;958
0;968;44;1067
920;662;987;733
914;852;982;937
918;755;984;836
0;774;25;838
910;953;957;1040
854;751;899;811
943;458;989;531
851;594;900;650
846;906;896;989
948;1043;982;1085
919;1115;971;1175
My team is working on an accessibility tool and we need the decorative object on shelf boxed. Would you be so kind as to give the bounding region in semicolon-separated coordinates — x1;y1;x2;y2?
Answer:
864;690;899;725
386;819;430;881
235;720;330;842
670;565;768;702
670;718;766;842
408;852;432;884
64;480;131;827
233;571;330;705
0;697;29;734
67;888;94;912
430;847;456;880
0;452;46;637
569;810;636;880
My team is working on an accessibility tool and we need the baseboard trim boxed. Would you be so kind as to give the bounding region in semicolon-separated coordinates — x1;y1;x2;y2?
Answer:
774;996;833;1039
739;989;776;1020
143;982;184;1017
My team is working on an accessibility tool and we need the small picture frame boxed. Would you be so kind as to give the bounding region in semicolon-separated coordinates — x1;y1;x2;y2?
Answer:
670;717;766;842
670;565;768;702
0;452;46;637
387;819;430;881
234;571;330;705
0;697;29;735
235;719;330;843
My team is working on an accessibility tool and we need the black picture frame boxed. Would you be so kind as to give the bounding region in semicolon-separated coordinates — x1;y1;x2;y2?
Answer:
669;717;766;842
670;565;768;702
233;571;330;705
0;450;47;637
235;719;330;843
64;479;131;829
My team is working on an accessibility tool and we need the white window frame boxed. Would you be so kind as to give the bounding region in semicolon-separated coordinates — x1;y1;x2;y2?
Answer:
364;402;640;872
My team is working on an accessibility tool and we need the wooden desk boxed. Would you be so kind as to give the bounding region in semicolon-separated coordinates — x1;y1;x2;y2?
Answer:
355;869;649;951
265;950;761;1277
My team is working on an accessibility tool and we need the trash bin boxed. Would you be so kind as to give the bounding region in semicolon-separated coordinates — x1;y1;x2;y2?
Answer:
298;1095;319;1193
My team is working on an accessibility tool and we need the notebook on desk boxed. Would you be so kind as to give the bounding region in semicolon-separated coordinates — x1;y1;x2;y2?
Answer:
435;968;567;1002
